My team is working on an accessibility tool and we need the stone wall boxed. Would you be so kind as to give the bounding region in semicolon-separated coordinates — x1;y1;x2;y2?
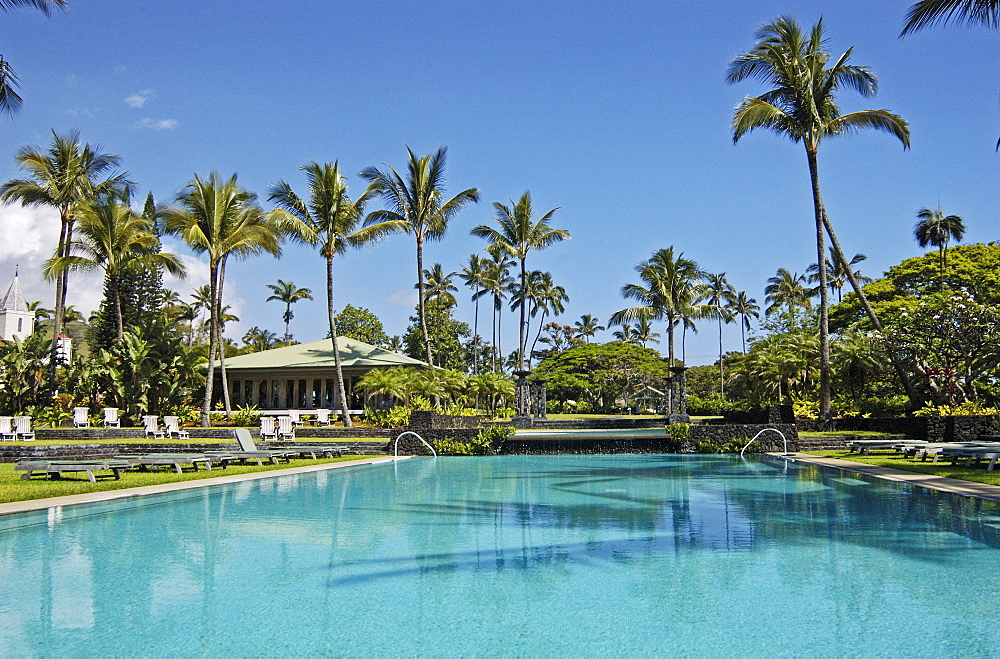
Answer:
526;418;666;430
408;411;487;430
793;415;998;441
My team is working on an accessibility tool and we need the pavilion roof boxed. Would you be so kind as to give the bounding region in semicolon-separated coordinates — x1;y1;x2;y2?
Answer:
221;336;426;371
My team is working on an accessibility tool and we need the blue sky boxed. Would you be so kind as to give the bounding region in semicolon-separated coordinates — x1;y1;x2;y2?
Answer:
0;1;995;365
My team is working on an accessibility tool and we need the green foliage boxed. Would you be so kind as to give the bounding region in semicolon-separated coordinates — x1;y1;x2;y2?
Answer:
667;423;690;441
533;341;671;412
431;436;477;455
686;393;736;416
793;399;819;419
403;301;471;370
410;395;434;411
0;333;54;414
334;304;389;347
913;401;999;417
231;404;260;427
475;423;514;454
432;425;513;456
695;437;751;454
363;406;411;428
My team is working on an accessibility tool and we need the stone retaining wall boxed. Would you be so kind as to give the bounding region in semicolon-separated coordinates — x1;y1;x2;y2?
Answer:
794;415;998;441
408;411;486;430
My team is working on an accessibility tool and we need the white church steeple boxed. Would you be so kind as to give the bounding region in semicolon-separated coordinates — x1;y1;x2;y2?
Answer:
0;266;35;341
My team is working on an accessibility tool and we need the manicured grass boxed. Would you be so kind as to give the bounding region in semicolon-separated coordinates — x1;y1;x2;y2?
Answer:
0;455;380;504
804;449;1000;487
798;430;896;438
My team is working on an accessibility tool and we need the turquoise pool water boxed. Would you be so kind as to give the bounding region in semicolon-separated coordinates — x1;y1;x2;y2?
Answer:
2;454;1000;655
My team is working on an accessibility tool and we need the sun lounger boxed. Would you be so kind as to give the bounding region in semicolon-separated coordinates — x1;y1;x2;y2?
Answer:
204;428;295;466
103;407;120;428
13;416;34;441
119;453;216;473
16;459;131;482
163;416;190;440
72;407;90;429
142;415;165;439
0;416;15;441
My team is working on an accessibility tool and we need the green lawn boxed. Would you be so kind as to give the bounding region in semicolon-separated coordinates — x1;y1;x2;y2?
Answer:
804;449;1000;487
0;455;380;504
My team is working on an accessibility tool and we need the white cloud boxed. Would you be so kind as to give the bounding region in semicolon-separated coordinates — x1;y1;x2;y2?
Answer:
387;289;418;307
136;118;179;130
0;203;103;315
64;106;98;118
125;89;154;108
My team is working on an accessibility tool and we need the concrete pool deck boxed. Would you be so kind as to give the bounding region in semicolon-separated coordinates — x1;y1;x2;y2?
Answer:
784;452;1000;503
0;455;408;517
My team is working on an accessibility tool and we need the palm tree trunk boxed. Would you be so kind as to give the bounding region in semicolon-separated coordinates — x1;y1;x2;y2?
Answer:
201;262;218;427
327;253;352;427
472;291;480;374
112;272;124;340
217;258;232;417
416;235;432;365
718;314;725;397
821;210;920;408
806;144;832;429
49;212;70;390
496;299;503;372
740;316;747;353
529;310;548;367
284;305;292;342
666;314;676;367
518;258;527;370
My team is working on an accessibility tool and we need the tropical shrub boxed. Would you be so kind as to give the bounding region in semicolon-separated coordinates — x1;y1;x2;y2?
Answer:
913;401;999;417
232;404;260;427
363;406;411;428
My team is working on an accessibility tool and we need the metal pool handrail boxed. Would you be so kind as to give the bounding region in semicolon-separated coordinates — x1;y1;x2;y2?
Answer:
740;428;788;457
394;431;437;458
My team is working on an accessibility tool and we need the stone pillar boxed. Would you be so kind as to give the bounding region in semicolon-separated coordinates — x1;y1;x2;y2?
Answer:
513;370;532;426
668;366;690;423
531;379;548;419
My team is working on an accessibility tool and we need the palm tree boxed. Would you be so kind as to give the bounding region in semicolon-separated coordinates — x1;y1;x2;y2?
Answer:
361;147;479;366
610;247;705;367
764;268;813;316
807;249;871;302
459;254;487;373
901;0;999;34
0;0;67;116
481;255;515;372
729;16;912;421
242;326;278;352
269;160;383;428
419;263;459;308
728;291;760;353
162;172;284;426
913;207;965;288
43;199;184;340
704;272;737;395
525;272;569;365
265;279;313;341
612;324;638;344
471;191;569;371
633;317;661;348
0;131;129;366
574;314;605;343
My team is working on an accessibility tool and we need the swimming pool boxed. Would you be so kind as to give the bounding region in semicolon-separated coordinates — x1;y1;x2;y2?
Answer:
1;454;999;655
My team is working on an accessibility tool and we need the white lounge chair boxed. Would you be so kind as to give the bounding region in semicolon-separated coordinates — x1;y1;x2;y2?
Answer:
277;415;296;441
260;416;278;441
163;416;190;440
72;407;90;429
314;409;333;427
103;407;120;428
142;415;165;439
0;416;15;441
13;416;34;441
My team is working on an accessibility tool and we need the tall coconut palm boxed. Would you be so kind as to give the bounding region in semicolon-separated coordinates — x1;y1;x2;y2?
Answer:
361;147;479;366
633;317;661;348
901;0;999;34
729;16;913;422
610;247;705;367
269;160;384;427
612;324;639;344
807;249;871;303
481;255;515;372
471;190;569;371
0;131;129;368
728;291;760;353
0;0;67;116
459;254;487;373
265;279;313;341
419;263;459;308
43;198;184;341
913;207;965;288
574;314;605;343
704;272;737;395
162;172;284;426
764;268;813;316
525;271;569;366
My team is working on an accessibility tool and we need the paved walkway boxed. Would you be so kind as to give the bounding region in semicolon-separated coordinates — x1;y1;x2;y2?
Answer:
0;456;406;517
784;452;1000;503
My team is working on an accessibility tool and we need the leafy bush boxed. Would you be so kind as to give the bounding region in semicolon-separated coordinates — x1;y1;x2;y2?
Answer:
696;437;751;454
431;436;476;455
441;403;481;416
475;424;514;454
667;423;690;441
364;406;411;428
410;395;434;411
914;401;999;417
231;404;260;427
686;394;735;416
792;399;819;419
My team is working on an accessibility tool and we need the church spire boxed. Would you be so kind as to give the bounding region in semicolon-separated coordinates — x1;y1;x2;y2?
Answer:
0;269;28;312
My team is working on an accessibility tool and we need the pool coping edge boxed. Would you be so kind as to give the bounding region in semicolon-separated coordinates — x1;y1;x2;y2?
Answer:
782;452;1000;503
0;455;410;516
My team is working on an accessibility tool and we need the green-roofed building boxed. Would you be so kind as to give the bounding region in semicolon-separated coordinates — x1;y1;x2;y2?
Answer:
222;337;426;410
